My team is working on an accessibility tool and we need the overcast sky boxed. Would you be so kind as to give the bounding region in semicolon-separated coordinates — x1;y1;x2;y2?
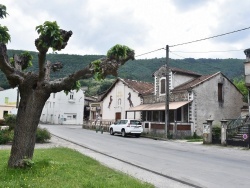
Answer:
1;0;250;59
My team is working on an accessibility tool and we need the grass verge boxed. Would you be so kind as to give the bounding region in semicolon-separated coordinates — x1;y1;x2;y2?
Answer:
0;147;154;188
186;139;203;142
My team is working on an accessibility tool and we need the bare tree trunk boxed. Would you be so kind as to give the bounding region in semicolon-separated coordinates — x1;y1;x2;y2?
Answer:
8;88;49;168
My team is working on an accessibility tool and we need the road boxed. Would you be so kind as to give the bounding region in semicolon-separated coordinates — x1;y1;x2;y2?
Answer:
40;124;250;188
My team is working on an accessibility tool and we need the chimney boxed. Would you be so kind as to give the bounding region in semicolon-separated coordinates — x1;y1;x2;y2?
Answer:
244;49;250;87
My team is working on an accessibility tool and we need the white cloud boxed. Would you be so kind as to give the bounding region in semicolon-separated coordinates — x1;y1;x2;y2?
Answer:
1;0;249;59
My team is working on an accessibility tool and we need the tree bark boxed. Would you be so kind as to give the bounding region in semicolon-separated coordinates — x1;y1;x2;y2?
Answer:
8;86;50;167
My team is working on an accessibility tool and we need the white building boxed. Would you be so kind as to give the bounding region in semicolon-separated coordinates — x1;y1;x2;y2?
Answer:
0;88;19;119
96;78;154;121
40;90;84;125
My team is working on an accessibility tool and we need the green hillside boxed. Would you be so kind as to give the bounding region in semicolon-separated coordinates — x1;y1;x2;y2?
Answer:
0;50;245;95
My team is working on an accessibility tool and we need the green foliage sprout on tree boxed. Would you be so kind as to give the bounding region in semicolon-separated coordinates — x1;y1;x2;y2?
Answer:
35;21;64;51
0;4;8;18
91;44;135;82
0;26;11;44
233;78;248;102
107;44;134;61
10;51;33;70
91;59;103;80
0;4;10;44
64;80;81;95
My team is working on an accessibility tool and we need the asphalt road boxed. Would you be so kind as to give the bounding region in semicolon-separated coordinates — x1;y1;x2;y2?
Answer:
40;124;250;188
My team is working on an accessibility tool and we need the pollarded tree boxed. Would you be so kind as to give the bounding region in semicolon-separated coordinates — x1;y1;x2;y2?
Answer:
0;6;134;168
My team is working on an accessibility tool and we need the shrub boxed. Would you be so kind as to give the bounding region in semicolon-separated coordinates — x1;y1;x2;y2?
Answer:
0;128;51;145
4;114;16;130
0;119;5;125
185;132;202;140
212;126;221;139
0;129;12;144
36;127;51;143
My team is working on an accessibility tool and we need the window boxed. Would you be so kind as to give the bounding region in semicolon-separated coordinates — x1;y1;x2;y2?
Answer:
218;83;223;102
121;120;128;124
73;115;77;119
53;93;56;98
153;111;159;121
4;97;9;104
130;120;142;125
160;78;166;94
142;111;146;121
3;111;8;117
160;111;165;122
177;108;182;121
147;111;152;121
70;92;74;99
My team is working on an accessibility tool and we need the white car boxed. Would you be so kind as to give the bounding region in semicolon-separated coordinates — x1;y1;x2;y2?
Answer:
109;119;143;137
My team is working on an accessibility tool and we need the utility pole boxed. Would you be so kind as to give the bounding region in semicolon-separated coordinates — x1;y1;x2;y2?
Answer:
165;45;170;137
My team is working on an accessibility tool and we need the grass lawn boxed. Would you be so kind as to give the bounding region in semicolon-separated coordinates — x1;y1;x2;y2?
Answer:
0;147;154;188
186;139;203;142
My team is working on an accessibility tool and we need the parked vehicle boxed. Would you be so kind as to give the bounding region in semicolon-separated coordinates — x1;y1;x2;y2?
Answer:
109;119;143;137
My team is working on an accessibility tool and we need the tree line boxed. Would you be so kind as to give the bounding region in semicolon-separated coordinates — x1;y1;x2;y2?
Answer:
0;50;245;97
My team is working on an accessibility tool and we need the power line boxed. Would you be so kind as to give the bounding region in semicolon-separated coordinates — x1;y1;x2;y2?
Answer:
169;51;186;58
135;47;165;57
134;26;250;58
170;26;250;47
171;49;245;54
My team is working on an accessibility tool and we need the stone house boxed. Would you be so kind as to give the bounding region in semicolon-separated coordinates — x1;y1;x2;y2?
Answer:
128;66;244;136
40;89;84;125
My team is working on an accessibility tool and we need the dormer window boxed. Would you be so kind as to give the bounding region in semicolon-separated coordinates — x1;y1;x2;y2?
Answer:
160;78;166;94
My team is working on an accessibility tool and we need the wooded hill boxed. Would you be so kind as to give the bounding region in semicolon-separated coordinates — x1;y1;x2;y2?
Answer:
0;50;245;95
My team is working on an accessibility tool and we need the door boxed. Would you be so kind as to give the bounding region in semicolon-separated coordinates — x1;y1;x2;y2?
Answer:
115;112;121;121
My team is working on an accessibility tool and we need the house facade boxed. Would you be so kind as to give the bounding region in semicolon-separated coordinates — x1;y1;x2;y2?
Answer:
92;78;154;122
0;88;19;119
40;89;84;125
128;66;244;136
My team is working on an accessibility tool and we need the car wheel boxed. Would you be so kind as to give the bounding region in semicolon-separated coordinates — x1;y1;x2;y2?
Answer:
110;128;114;135
121;129;126;137
135;134;141;138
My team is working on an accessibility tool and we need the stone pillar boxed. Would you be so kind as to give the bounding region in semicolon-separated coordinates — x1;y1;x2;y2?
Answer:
172;121;177;139
221;120;228;146
203;119;213;144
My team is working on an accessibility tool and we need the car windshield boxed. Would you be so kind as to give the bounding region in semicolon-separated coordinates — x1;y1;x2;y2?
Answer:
130;120;141;125
115;120;121;124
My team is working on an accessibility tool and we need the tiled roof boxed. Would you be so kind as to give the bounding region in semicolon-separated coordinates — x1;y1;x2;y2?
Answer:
121;78;154;95
99;78;154;101
153;65;201;77
172;72;220;92
170;67;202;76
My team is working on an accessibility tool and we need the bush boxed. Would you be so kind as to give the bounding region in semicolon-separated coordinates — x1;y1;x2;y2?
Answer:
212;126;221;139
185;131;202;140
0;130;12;144
36;127;51;143
0;128;51;145
0;119;5;125
4;114;16;130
